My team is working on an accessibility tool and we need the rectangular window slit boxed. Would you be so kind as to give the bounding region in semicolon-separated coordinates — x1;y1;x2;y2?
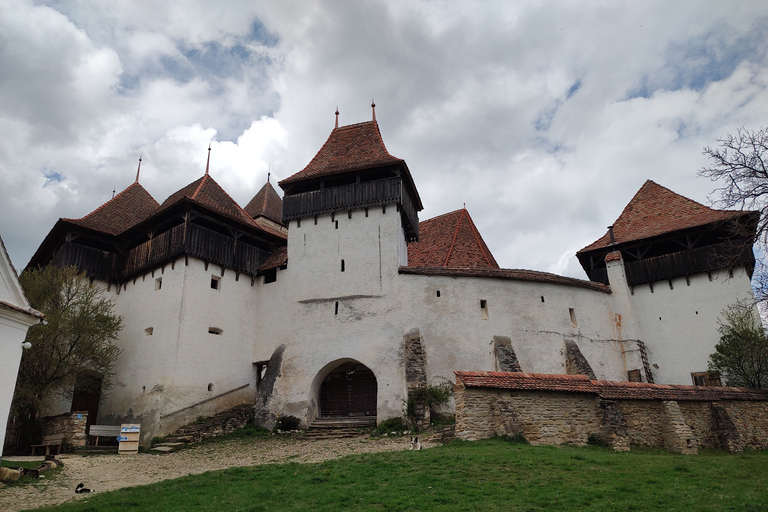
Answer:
209;327;223;335
341;259;345;272
211;276;221;290
569;308;577;328
334;301;339;315
436;290;441;297
480;299;488;320
155;278;162;290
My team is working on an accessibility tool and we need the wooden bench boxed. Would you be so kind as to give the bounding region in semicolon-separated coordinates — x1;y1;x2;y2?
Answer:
30;434;65;455
89;425;121;446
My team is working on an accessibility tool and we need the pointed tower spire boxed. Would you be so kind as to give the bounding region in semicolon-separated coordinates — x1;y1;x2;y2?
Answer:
335;107;339;129
135;155;142;183
205;143;211;175
268;164;271;183
371;99;376;122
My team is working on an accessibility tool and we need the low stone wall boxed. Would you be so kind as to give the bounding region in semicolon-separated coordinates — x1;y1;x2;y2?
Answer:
40;411;88;449
454;371;768;454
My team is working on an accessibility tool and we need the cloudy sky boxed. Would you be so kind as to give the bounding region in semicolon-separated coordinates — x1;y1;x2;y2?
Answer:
2;0;767;279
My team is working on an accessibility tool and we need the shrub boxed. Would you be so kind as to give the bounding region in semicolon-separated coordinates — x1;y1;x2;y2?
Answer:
405;377;454;428
275;415;301;431
499;433;529;444
587;433;609;447
372;417;408;436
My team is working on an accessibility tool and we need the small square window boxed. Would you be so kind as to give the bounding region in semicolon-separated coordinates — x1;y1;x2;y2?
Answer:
211;276;221;290
144;327;154;336
627;369;642;382
154;278;162;291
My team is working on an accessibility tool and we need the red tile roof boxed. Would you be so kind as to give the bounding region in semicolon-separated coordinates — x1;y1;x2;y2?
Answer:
399;266;610;293
408;209;499;268
258;246;287;272
245;181;283;224
63;182;159;235
579;180;751;253
279;121;404;185
158;175;286;239
455;371;768;401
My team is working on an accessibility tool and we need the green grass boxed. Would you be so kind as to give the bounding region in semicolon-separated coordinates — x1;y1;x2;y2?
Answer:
26;439;768;511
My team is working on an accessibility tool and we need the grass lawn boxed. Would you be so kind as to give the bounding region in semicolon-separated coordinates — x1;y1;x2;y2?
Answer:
27;438;768;512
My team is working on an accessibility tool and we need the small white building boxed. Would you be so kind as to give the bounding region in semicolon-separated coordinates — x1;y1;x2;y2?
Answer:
0;235;43;460
26;112;759;443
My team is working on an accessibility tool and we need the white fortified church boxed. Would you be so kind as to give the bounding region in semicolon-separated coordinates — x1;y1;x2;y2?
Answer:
28;108;758;443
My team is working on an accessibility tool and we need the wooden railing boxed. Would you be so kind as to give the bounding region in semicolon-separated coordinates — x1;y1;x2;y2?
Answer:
624;241;753;286
282;177;420;238
52;223;272;282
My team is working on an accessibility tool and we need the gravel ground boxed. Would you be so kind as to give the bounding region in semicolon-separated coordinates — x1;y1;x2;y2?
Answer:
0;434;421;512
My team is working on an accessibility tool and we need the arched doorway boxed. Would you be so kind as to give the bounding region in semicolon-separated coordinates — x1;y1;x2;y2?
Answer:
319;361;377;418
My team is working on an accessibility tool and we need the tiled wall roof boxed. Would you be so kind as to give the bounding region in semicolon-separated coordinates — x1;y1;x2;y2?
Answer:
400;266;610;292
455;371;768;401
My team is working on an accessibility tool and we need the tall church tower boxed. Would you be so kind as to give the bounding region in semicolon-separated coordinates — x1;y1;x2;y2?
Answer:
278;108;422;299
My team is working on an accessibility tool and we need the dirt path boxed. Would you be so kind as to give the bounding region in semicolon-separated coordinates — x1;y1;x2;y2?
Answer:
1;434;418;512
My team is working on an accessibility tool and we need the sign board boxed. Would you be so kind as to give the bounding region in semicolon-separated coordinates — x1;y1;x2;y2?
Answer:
118;424;140;455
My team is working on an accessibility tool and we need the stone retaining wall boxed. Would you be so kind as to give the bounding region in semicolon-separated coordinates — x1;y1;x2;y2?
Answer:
454;372;768;454
41;411;88;449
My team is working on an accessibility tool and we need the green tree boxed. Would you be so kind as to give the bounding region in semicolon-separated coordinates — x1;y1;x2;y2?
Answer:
12;266;123;442
708;302;768;389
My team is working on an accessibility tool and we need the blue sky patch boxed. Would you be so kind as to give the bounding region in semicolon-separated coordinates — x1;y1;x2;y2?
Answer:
43;170;64;187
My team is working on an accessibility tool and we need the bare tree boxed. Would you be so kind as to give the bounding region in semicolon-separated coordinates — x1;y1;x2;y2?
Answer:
699;126;768;301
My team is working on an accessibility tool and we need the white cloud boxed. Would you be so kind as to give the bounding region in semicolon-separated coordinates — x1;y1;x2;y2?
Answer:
1;0;768;282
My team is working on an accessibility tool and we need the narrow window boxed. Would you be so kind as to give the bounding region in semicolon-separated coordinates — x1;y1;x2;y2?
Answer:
540;296;545;303
211;276;221;290
668;279;674;290
341;259;345;272
144;327;154;336
207;383;214;392
334;301;339;315
297;219;301;228
569;308;577;328
686;276;691;286
335;220;339;229
155;278;162;291
436;290;441;297
208;327;223;335
480;299;489;320
627;369;642;382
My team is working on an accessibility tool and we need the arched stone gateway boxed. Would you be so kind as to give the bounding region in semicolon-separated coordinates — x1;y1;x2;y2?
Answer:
318;361;377;418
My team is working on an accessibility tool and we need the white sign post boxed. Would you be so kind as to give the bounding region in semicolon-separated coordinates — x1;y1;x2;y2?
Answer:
118;424;140;455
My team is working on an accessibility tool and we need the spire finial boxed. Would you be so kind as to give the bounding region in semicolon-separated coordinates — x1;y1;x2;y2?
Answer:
335;107;339;129
371;99;376;122
463;202;466;210
112;187;116;199
135;155;142;183
205;143;211;175
267;164;271;183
